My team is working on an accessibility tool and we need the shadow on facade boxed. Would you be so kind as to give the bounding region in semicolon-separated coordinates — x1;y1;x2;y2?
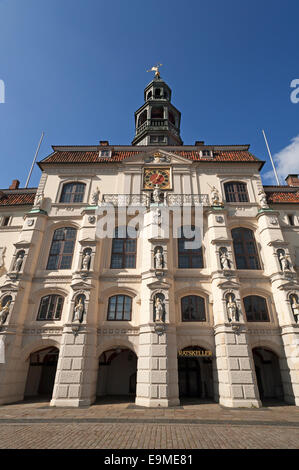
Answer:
252;347;285;405
24;347;59;401
96;348;137;402
178;346;216;404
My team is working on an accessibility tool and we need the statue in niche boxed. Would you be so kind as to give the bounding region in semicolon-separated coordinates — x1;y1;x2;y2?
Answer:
220;248;231;270
91;186;100;205
14;253;24;272
226;294;238;322
209;185;223;206
153;208;162;226
278;251;291;271
155;296;164;322
290;295;299;323
73;297;85;323
154;248;164;269
82;251;91;270
0;300;11;326
152;185;162;204
258;190;268;209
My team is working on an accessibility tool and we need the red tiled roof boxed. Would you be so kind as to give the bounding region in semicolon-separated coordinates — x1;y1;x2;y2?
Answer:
41;151;141;164
174;150;259;162
0;191;36;207
40;149;260;164
265;190;299;204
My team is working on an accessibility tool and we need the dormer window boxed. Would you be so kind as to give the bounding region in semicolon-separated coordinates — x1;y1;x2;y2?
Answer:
201;150;213;158
99;149;112;158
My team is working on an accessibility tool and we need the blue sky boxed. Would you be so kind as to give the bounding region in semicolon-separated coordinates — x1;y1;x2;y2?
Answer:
0;0;298;189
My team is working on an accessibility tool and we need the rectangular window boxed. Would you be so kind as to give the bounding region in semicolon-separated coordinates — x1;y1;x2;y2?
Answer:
1;217;10;226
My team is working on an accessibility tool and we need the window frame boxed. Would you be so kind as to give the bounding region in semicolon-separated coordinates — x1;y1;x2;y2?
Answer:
243;295;270;322
110;227;137;269
46;227;77;270
181;295;207;322
232;227;261;270
107;295;132;321
224;181;249;203
37;294;64;321
178;226;204;269
59;182;86;204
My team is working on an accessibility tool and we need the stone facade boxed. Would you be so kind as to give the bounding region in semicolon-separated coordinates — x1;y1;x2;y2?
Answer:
0;77;298;408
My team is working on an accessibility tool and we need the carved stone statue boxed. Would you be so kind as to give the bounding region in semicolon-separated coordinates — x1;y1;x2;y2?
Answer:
210;186;222;206
73;297;84;323
220;249;230;270
152;184;162;204
0;300;11;326
258;190;268;209
227;295;238;322
155;296;164;322
279;252;291;271
14;254;23;272
82;252;91;270
91;187;100;205
154;248;164;269
291;295;299;323
153;208;162;226
34;192;44;208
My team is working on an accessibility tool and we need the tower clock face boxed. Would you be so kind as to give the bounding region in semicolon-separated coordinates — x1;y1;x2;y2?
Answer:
143;168;171;190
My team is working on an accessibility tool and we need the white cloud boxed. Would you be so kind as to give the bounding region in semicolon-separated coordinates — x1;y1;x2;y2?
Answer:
264;135;299;184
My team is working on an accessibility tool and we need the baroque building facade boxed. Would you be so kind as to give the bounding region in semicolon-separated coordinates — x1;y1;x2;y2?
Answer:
0;74;299;408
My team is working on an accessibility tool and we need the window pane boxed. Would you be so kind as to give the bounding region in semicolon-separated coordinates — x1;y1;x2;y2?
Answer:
46;255;58;270
63;241;74;254
112;240;124;253
125;254;136;268
60;255;72;269
111;255;123;269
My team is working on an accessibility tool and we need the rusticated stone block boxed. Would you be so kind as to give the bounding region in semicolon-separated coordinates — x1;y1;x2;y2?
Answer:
150;370;167;384
231;371;255;384
232;385;243;398
136;383;149;398
59;371;82;384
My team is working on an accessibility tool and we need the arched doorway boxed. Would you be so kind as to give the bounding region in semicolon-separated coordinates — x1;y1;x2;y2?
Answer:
178;346;214;402
96;348;137;402
252;347;284;403
24;347;59;400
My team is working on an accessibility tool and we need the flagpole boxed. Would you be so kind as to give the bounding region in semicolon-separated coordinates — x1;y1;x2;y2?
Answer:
25;132;44;188
262;129;280;186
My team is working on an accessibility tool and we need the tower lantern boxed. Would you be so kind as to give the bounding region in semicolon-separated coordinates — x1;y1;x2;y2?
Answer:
132;67;182;146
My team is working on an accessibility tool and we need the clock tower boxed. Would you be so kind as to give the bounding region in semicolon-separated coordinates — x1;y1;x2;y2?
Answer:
132;72;183;146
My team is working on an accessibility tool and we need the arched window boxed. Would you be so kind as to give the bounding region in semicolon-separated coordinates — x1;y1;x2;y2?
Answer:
37;295;64;321
110;227;137;269
59;182;86;203
181;295;206;322
243;296;270;322
151;106;164;119
107;295;132;321
178;226;203;268
46;227;77;270
232;228;260;270
137;110;147;128
224;182;249;203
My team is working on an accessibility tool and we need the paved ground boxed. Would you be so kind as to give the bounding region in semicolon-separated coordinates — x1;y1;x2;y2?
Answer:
0;397;298;449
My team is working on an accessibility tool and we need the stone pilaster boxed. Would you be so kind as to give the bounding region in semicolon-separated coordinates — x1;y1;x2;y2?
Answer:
135;324;179;407
214;324;261;407
50;326;98;407
256;209;299;405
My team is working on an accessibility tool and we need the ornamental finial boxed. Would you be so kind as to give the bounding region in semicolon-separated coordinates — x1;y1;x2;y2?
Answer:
147;63;162;79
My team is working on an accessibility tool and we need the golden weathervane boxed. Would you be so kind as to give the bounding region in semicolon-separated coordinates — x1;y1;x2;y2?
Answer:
147;63;163;79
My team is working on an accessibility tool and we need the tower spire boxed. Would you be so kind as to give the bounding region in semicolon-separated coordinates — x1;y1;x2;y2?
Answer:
132;72;182;146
